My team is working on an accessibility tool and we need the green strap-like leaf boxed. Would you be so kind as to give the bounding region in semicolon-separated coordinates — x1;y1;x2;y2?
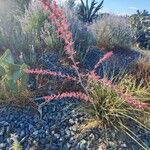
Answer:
90;0;104;22
0;49;14;64
0;65;5;76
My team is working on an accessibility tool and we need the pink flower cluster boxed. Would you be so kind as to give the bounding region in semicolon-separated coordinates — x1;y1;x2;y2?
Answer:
41;0;50;11
24;69;77;81
42;0;75;60
44;92;90;102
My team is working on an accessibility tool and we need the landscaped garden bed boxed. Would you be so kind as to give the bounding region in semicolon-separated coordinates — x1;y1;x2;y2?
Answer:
0;0;150;149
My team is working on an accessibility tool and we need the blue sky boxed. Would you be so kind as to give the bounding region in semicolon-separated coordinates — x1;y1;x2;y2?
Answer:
97;0;150;15
59;0;150;15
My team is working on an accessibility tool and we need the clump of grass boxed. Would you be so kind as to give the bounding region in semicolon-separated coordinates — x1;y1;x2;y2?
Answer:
84;78;150;149
119;74;150;103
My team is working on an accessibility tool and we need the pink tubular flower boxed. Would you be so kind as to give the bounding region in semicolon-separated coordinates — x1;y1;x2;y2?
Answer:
42;0;76;63
93;51;113;72
41;0;50;11
44;92;90;102
24;69;77;81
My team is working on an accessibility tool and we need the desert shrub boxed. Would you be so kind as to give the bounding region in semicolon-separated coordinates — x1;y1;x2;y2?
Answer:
66;0;76;9
130;10;150;50
20;0;63;52
130;55;150;87
90;15;135;50
15;0;31;12
0;0;36;63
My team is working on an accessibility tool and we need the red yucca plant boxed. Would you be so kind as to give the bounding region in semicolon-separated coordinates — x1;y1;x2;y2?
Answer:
24;0;148;110
24;1;150;149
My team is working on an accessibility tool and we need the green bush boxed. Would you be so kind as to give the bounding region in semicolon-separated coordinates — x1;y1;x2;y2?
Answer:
89;15;135;50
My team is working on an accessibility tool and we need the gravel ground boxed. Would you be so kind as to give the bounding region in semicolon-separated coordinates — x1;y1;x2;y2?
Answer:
0;49;149;150
0;99;149;150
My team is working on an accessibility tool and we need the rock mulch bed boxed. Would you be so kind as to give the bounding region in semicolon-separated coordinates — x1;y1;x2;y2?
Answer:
0;99;150;150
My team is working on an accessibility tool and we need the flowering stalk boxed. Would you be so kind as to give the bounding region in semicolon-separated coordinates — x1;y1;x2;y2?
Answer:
92;51;113;73
40;0;101;118
42;0;89;88
24;68;77;81
44;91;91;102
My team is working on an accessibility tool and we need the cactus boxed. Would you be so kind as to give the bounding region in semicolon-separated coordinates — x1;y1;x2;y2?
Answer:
0;49;28;96
130;10;150;49
78;0;104;23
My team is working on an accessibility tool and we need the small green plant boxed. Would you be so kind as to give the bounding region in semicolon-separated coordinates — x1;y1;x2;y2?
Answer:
0;49;28;96
11;134;22;150
12;140;22;150
77;0;104;23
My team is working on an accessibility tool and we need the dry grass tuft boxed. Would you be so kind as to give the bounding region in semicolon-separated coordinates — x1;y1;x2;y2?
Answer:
131;56;150;88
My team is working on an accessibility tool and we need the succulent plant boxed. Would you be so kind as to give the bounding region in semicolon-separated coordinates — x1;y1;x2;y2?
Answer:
0;49;28;96
78;0;104;23
130;10;150;49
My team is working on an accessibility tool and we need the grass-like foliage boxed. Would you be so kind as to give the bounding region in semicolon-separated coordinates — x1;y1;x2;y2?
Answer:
86;77;150;149
131;56;150;88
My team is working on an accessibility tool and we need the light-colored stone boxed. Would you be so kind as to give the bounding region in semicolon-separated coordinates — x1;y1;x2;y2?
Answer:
66;143;71;148
54;134;60;139
69;119;74;124
33;131;38;136
98;143;107;150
